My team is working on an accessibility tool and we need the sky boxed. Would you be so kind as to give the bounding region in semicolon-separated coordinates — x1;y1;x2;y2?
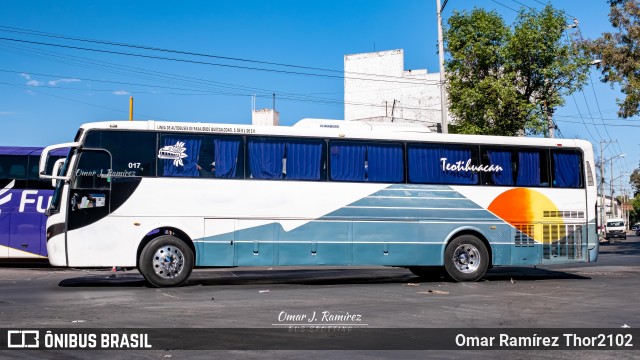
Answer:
0;0;637;195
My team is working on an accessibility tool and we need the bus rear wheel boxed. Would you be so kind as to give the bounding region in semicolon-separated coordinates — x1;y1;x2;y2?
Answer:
444;235;488;282
139;235;194;287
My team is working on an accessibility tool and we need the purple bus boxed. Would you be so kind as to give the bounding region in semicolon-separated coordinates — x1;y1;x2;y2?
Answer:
0;146;67;259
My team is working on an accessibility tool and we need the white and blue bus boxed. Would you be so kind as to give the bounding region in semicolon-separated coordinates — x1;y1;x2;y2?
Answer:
0;146;67;259
39;119;598;287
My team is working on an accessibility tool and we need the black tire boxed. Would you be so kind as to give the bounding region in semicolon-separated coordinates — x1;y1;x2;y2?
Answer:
139;235;194;287
408;266;448;280
444;235;489;282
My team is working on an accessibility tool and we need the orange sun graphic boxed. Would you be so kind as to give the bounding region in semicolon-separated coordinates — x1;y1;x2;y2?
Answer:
488;188;561;242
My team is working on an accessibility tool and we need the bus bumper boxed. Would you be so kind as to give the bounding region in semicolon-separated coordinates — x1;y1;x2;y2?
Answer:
46;233;67;267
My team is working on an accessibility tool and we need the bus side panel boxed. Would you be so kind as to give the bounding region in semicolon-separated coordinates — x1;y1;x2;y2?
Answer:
66;216;204;267
1;189;48;258
200;219;236;266
453;186;592;265
276;220;349;266
235;220;276;266
9;211;43;258
352;221;428;265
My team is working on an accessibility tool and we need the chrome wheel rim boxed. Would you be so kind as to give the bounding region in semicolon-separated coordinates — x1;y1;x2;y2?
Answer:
152;245;184;278
452;244;481;274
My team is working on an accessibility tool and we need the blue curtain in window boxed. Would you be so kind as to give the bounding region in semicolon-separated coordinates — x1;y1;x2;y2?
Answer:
516;151;540;186
553;152;581;188
367;143;403;182
330;142;365;181
408;146;442;183
408;146;477;184
486;150;514;185
162;137;201;177
286;140;322;180
248;138;285;179
442;148;477;184
214;137;240;178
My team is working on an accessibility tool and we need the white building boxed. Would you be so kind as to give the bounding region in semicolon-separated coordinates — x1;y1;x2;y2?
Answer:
344;49;447;130
252;108;279;126
597;195;623;219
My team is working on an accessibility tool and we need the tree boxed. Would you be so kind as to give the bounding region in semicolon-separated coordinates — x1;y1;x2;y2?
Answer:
444;6;591;136
585;0;640;118
629;163;640;224
631;167;640;196
630;193;640;225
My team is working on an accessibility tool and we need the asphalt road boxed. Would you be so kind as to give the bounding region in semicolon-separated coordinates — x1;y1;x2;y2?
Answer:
0;234;639;359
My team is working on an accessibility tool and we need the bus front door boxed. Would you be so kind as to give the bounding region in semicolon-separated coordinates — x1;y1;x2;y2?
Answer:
65;149;113;266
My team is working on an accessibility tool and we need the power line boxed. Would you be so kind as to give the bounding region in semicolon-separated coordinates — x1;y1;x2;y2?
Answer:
509;0;534;11
490;0;520;13
568;93;598;144
0;42;361;107
0;40;432;105
0;81;168;120
0;26;438;85
555;118;640;128
530;0;578;21
0;25;342;74
0;68;443;113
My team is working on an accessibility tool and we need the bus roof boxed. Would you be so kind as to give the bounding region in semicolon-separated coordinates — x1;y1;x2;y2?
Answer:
75;119;593;151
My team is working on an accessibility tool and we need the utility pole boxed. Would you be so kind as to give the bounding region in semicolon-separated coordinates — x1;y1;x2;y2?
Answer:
436;0;448;134
599;141;606;234
598;140;616;234
609;157;626;218
545;101;554;138
610;158;615;218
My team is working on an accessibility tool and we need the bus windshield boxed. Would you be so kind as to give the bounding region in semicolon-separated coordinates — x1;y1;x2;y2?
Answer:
49;151;71;215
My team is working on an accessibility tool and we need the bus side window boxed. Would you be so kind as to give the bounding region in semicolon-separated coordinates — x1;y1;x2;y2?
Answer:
84;130;156;177
197;137;216;178
552;150;583;188
247;137;285;180
482;148;515;186
365;142;404;183
407;144;478;185
0;155;28;188
285;139;324;181
329;141;366;182
212;136;242;179
511;149;550;187
159;135;203;178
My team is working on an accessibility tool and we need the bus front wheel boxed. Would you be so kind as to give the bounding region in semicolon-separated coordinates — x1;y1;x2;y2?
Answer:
139;235;194;287
444;235;488;282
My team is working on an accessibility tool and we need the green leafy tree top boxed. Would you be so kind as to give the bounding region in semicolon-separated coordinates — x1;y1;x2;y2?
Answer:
445;5;591;136
585;0;640;118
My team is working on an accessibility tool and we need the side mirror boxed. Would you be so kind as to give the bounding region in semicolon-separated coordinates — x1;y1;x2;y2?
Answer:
51;158;66;187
